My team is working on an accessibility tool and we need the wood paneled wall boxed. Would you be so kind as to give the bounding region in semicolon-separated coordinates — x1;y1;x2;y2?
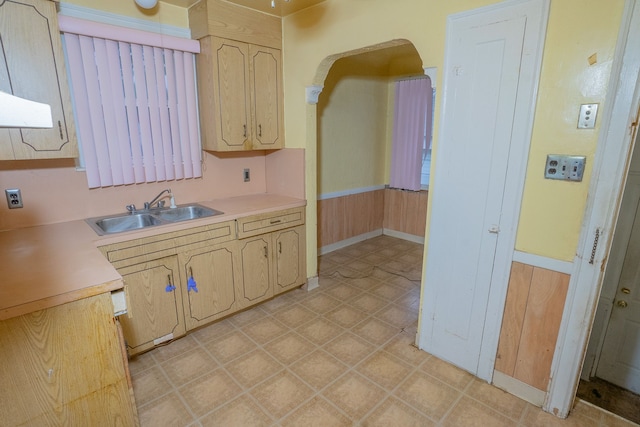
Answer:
495;262;570;391
317;189;385;248
383;188;428;237
317;188;428;249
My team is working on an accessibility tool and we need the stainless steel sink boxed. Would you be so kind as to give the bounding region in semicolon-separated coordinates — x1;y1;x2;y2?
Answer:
86;204;223;235
154;205;222;223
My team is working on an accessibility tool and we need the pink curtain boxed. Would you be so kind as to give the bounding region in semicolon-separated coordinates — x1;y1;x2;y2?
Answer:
60;17;201;188
389;77;432;191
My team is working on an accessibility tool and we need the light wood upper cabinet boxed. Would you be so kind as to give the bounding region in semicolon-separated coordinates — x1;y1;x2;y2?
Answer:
117;256;186;356
197;36;283;151
0;0;78;160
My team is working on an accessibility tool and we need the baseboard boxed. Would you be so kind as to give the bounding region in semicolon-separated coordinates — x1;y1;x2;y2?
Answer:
492;370;546;407
383;228;425;244
319;228;425;255
303;276;319;292
318;229;383;255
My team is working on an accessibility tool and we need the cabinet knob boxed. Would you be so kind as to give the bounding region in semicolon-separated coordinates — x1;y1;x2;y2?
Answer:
617;300;628;308
243;124;247;138
258;124;262;137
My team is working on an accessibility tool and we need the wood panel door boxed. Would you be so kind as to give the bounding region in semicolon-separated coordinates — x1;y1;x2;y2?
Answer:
0;0;77;160
180;243;237;330
418;0;547;379
118;256;185;355
250;44;282;149
596;174;640;393
273;225;306;295
237;236;273;308
211;37;251;150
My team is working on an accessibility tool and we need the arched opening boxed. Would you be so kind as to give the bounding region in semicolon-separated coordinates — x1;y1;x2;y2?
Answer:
311;39;431;320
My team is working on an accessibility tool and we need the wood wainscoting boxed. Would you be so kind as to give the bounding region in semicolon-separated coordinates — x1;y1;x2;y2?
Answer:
317;189;385;249
495;261;570;391
383;188;428;237
317;188;428;251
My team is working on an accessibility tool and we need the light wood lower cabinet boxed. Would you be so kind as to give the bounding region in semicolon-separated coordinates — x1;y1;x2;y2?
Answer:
273;225;306;295
180;243;238;330
0;293;138;425
100;208;306;356
117;256;186;356
237;235;274;309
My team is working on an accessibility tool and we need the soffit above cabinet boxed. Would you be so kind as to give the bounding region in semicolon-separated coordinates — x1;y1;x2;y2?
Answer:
163;0;326;16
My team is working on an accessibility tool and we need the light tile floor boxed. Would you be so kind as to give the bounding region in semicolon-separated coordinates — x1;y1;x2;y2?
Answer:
129;235;637;426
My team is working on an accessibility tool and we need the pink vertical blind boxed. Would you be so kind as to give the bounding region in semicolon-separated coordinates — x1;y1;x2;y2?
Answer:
59;16;201;188
389;77;433;191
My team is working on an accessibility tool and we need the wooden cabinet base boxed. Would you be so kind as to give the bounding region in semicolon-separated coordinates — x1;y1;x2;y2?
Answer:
0;293;138;425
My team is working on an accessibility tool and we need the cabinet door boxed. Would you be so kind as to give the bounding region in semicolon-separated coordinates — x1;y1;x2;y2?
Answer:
0;0;77;160
273;225;306;295
211;37;251;151
237;235;273;309
118;256;185;356
249;44;283;149
181;243;237;330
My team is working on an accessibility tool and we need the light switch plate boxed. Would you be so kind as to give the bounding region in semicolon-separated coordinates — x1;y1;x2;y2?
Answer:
578;103;598;129
545;155;586;182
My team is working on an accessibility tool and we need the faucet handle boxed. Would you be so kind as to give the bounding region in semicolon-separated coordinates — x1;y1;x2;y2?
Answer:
126;204;137;213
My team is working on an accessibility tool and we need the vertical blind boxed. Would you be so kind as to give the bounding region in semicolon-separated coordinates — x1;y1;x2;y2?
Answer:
389;77;433;191
59;16;201;188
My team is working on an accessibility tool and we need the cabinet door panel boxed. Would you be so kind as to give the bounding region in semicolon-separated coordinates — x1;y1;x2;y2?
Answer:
250;45;282;149
273;225;306;295
214;38;251;149
0;0;77;159
118;256;185;355
238;236;273;308
181;245;237;329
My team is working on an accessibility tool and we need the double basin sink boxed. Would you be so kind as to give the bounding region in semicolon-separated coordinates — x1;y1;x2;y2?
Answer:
86;204;223;236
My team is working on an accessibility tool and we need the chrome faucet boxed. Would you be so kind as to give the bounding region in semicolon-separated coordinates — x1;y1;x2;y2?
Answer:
144;189;172;210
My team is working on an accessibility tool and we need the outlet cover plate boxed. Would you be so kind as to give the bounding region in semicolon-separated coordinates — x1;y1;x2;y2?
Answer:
545;155;586;182
5;188;23;209
578;103;598;129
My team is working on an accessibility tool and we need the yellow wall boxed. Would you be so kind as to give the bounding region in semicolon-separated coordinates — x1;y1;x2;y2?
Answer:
61;0;189;28
317;60;389;195
283;0;625;266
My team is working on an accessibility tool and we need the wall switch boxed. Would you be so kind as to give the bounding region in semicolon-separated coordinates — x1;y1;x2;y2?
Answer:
5;188;23;209
578;103;598;129
243;168;250;182
545;155;586;182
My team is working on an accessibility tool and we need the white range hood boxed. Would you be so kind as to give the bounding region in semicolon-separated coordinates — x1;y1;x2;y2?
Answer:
0;90;53;128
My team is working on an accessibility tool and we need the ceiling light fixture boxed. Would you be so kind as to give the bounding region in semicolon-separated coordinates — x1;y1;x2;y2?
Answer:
271;0;290;8
135;0;158;9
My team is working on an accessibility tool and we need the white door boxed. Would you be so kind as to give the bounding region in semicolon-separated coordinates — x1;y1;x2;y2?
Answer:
596;172;640;393
418;0;548;378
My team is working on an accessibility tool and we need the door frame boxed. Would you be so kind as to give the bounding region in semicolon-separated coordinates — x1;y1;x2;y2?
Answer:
546;0;640;416
417;0;550;381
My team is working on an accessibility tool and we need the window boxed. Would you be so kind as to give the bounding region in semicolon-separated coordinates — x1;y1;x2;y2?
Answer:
420;88;436;189
389;77;433;192
60;16;201;189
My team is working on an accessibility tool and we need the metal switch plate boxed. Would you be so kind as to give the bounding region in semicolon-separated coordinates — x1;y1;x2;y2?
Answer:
5;188;23;209
578;103;598;129
545;155;586;182
243;168;250;182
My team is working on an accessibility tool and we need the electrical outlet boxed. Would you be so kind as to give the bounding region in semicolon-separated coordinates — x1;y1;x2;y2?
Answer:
243;168;250;182
545;155;586;182
5;188;23;209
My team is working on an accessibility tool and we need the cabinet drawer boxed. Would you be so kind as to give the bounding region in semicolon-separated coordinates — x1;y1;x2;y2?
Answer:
101;220;235;265
237;207;305;239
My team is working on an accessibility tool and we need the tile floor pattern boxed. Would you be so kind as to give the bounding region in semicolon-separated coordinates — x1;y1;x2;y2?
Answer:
129;235;638;426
